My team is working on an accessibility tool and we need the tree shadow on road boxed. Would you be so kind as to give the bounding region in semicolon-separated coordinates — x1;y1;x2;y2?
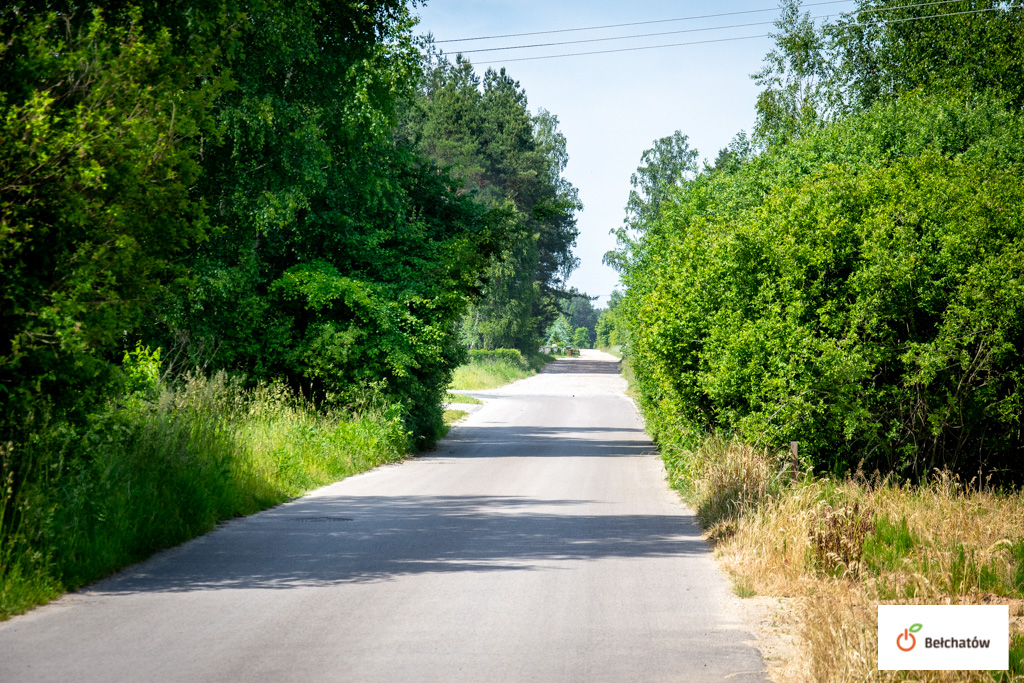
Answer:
90;490;708;594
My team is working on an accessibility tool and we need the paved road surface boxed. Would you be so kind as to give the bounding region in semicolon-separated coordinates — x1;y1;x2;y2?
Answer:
0;350;765;682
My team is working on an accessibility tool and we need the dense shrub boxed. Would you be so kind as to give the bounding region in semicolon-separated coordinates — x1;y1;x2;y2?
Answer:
620;94;1024;479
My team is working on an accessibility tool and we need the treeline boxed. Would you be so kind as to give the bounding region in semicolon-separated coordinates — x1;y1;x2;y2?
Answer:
610;0;1024;480
404;53;582;352
1;2;579;448
0;1;579;611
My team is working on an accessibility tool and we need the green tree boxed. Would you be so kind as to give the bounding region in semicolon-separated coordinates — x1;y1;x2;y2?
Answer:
406;53;581;354
0;3;233;439
546;315;574;347
561;294;599;341
606;131;698;274
751;0;828;146
172;0;499;444
572;327;591;350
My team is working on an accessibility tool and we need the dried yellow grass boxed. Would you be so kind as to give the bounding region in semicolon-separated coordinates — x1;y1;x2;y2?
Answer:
671;438;1024;682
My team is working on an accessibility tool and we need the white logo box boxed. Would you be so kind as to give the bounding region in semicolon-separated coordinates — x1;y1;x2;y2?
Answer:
878;605;1008;671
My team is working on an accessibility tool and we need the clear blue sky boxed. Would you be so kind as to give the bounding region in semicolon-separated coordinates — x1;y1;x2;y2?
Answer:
412;1;856;306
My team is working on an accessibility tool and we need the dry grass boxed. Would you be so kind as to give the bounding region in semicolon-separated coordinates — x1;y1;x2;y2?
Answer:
667;437;1024;682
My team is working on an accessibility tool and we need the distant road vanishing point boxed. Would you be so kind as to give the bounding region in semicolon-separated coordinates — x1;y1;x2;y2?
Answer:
0;349;765;682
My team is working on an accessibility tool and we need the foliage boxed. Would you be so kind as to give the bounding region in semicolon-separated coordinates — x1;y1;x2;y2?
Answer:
753;0;1024;147
405;51;582;353
0;2;230;444
615;92;1024;479
168;0;500;447
613;0;1024;480
545;315;574;347
572;327;591;350
1;369;406;619
560;294;599;342
595;290;626;349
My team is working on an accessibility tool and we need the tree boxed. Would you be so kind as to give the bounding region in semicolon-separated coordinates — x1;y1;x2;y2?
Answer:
751;0;829;146
573;327;591;350
560;294;599;341
827;0;1024;113
595;291;626;349
164;0;502;444
0;3;233;440
606;131;698;274
406;52;582;353
546;315;574;347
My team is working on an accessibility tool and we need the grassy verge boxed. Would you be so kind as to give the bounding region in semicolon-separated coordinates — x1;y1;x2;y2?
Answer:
445;392;482;405
450;349;552;391
0;373;408;621
443;409;469;425
662;437;1024;682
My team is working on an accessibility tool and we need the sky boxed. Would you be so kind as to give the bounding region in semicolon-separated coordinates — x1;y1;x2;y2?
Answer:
412;0;856;306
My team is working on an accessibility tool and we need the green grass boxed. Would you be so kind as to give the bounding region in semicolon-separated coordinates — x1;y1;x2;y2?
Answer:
862;514;918;574
445;392;482;405
450;359;535;390
443;409;469;425
0;373;408;620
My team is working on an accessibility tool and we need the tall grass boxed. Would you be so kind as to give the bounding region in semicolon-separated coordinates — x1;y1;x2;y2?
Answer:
0;372;408;620
665;435;1024;681
450;349;552;390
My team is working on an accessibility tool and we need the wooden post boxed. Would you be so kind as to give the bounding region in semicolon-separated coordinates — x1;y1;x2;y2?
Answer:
790;441;799;481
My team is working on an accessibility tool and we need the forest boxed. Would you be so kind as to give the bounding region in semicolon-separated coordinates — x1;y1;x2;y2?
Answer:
0;0;580;615
607;0;1024;481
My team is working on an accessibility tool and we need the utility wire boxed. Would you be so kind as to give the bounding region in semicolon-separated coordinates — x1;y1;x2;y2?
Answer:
453;0;980;56
477;6;1006;65
434;0;855;43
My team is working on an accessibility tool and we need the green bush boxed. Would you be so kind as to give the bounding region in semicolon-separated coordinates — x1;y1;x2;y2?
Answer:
617;94;1024;480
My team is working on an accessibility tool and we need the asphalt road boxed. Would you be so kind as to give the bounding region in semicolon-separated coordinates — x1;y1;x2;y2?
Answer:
0;350;765;682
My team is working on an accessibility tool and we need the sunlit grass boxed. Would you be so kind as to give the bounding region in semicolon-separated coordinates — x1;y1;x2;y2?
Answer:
443;409;468;425
450;359;534;390
445;392;482;405
0;374;408;620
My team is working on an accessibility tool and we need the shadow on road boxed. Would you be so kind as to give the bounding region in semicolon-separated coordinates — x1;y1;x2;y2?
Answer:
438;425;655;459
540;358;621;375
91;487;705;594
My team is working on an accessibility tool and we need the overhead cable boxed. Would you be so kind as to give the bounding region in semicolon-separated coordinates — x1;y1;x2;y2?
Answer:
432;0;974;44
453;0;982;55
475;6;1006;65
434;0;856;43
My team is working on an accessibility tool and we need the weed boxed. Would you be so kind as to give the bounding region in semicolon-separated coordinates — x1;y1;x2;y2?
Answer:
862;514;918;574
733;575;757;598
809;502;875;577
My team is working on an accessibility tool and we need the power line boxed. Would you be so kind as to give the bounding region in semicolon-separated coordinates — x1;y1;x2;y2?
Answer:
453;0;982;56
458;19;785;55
476;6;1006;66
434;0;856;44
